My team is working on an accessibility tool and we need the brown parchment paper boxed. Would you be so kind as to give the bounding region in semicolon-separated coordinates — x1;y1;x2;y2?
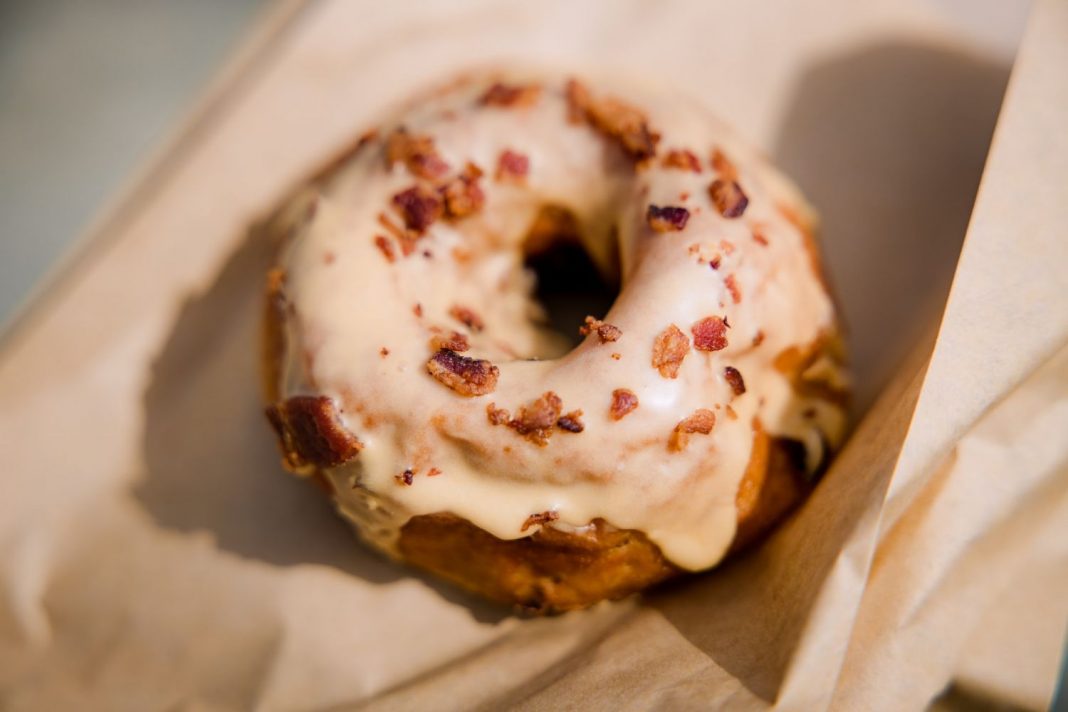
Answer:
0;1;1063;710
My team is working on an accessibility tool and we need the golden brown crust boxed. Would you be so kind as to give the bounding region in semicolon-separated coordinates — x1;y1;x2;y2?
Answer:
395;429;807;613
398;515;678;613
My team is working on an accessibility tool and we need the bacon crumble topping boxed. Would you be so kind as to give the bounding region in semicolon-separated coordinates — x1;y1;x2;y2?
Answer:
413;303;423;317
652;324;690;378
710;147;737;180
427;467;443;477
373;235;396;262
449;304;485;332
566;79;660;161
610;389;639;420
579;315;622;343
752;330;766;347
487;403;511;425
386;128;450;179
266;395;363;470
670;408;716;451
392;185;443;233
480;82;542;108
376;212;420;257
380;347;390;357
565;79;590;124
692;316;729;352
556;410;585;433
752;229;769;247
426;349;499;396
395;468;415;486
725;274;742;304
647;205;691;232
495;149;530;182
724;366;746;395
521;510;559;532
429;330;470;352
507;391;563;445
663;149;702;172
709;179;749;218
439;162;485;218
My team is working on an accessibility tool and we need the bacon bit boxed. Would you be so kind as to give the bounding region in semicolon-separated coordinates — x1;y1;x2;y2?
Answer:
725;274;742;304
724;366;746;395
521;510;559;532
647;205;690;232
323;251;336;265
392;185;443;234
355;128;379;152
266;395;363;469
508;391;563;445
663;149;702;172
449;304;484;332
709;256;722;270
652;324;690;378
692;316;729;352
266;267;286;298
395;468;415;486
377;213;419;257
496;149;530;182
380;347;390;357
611;353;622;360
587;98;660;160
680;191;690;201
429;331;470;352
413;303;423;318
610;389;639;420
439;162;485;218
385;128;450;179
752;330;766;347
427;467;443;477
567;79;659;161
487;403;511;425
725;404;738;420
480;82;542;108
377;212;407;240
426;349;499;396
710;147;738;180
373;235;396;263
386;130;448;181
752;229;769;247
579;315;622;343
709;180;749;218
565;79;591;123
670;408;716;451
556;410;585;433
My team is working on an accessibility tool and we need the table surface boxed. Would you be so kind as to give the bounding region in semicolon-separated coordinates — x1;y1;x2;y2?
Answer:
0;0;270;329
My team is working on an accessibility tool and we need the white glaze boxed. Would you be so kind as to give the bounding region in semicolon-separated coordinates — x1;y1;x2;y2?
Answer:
274;74;847;571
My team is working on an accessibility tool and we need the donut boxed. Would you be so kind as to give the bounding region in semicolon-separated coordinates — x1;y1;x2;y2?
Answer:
261;73;849;613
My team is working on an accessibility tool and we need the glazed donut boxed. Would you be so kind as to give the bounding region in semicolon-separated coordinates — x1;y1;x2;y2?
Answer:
262;73;848;612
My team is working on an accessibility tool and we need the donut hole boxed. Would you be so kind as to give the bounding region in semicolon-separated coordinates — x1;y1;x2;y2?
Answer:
522;205;620;349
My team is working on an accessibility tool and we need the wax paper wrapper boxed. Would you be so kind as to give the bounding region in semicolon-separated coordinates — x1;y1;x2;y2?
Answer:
0;0;1064;710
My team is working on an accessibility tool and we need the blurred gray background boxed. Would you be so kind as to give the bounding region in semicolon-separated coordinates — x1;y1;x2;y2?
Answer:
0;0;270;329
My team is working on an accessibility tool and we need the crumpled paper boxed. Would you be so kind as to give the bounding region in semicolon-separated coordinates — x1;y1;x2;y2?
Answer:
0;0;1063;710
